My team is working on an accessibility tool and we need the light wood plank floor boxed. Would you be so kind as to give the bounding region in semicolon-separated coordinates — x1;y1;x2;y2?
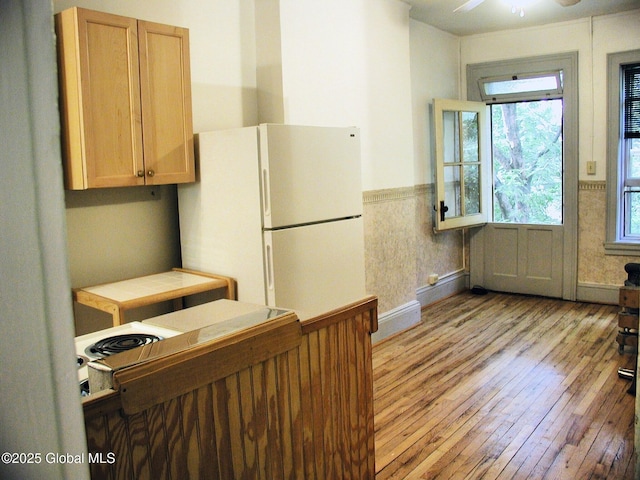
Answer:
373;291;636;479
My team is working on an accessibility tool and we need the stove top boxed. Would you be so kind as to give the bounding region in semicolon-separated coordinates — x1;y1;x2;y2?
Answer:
75;322;180;396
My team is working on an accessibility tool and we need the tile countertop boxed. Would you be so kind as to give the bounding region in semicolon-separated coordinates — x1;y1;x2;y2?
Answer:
82;270;217;303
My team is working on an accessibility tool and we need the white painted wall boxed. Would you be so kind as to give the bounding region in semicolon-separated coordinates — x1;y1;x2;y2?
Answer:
410;20;460;185
358;0;415;191
259;0;416;191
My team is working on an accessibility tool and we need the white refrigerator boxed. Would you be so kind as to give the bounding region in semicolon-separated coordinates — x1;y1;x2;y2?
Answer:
178;124;366;317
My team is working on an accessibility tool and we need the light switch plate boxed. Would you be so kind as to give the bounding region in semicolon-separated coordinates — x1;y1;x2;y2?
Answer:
586;161;596;175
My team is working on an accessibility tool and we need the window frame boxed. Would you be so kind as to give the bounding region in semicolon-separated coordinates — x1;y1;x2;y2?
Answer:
432;98;490;232
605;49;640;255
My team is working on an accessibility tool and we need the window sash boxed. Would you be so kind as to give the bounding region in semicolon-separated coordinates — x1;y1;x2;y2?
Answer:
477;71;563;103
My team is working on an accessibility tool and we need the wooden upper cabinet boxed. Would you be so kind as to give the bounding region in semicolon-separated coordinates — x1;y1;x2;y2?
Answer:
55;8;195;189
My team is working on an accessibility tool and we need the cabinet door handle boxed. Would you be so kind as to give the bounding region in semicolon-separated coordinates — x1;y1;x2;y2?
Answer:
147;170;155;177
137;170;145;177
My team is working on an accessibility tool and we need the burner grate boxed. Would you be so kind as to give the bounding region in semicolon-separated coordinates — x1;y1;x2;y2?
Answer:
86;333;163;358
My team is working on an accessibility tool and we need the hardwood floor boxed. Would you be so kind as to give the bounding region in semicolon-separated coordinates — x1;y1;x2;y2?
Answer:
372;291;636;479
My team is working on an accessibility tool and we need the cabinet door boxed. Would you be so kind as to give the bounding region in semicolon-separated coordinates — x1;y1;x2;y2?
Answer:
138;21;195;185
57;8;145;189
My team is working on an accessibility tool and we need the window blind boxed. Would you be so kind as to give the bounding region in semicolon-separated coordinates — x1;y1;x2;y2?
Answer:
624;64;640;139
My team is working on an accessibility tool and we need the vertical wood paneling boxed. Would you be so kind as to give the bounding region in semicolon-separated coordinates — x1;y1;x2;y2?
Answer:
336;320;350;479
251;362;269;480
363;311;376;476
85;415;113;480
320;324;338;478
287;350;305;479
212;378;233;480
298;334;317;479
125;411;151;478
179;390;200;478
238;368;258;478
194;384;219;479
83;297;377;479
224;374;245;476
264;356;283;479
276;352;294;478
145;403;169;478
164;397;188;479
107;410;134;479
347;318;361;479
307;330;327;479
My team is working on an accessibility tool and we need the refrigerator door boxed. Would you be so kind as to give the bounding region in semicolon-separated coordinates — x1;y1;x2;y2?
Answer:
259;124;362;229
263;217;366;317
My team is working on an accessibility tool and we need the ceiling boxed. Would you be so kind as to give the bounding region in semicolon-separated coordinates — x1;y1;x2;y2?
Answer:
404;0;640;36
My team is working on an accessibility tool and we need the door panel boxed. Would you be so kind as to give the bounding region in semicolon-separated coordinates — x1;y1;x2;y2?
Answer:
480;223;563;297
490;226;518;278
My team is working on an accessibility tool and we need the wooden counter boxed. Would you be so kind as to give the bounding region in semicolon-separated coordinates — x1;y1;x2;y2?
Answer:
82;295;378;479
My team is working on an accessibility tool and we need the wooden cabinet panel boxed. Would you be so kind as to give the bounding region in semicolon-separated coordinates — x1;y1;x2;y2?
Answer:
56;8;194;189
138;21;194;185
57;8;144;188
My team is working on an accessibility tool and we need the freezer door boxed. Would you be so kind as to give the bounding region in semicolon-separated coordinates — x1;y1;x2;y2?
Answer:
263;217;366;316
259;124;362;229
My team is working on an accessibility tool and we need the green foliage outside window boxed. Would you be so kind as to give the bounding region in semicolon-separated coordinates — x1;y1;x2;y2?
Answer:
491;99;563;225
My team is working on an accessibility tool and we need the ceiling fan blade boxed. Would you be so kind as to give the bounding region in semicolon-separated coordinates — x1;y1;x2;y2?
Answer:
453;0;486;13
554;0;581;6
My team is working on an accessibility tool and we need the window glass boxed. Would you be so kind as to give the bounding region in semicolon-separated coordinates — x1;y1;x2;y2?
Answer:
619;63;640;243
479;71;562;101
484;75;559;96
491;99;563;225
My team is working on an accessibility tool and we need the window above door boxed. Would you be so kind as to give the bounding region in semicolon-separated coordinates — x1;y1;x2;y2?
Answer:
478;71;563;102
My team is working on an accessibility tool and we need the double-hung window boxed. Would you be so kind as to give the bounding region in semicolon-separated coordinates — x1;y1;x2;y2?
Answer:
606;50;640;253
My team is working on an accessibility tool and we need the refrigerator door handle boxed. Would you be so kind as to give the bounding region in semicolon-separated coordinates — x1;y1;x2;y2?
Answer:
262;168;270;217
265;242;274;291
